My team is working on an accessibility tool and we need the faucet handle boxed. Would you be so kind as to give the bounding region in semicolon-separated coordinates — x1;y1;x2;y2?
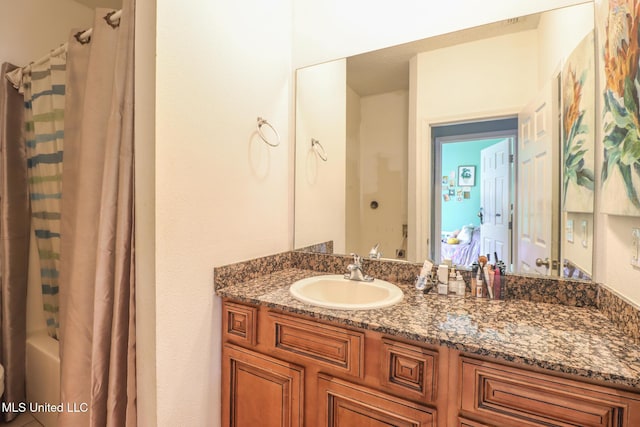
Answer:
350;253;361;265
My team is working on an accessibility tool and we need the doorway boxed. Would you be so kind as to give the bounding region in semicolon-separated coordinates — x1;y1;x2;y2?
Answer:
432;118;517;268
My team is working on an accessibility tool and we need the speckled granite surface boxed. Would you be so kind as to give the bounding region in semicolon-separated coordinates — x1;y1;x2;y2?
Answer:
214;251;640;390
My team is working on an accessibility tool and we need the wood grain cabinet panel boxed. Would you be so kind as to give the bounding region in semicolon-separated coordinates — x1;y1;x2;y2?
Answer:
318;374;436;427
460;357;640;427
222;301;257;346
380;338;438;403
221;343;304;427
267;311;364;378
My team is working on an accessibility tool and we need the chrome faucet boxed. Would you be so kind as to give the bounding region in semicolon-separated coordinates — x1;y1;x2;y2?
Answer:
368;243;381;259
344;253;374;282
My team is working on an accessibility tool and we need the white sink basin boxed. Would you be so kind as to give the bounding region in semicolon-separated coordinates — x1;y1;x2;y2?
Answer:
289;274;403;310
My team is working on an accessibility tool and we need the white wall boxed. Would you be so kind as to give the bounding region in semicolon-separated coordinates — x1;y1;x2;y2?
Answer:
155;0;292;426
295;59;347;252
0;0;93;66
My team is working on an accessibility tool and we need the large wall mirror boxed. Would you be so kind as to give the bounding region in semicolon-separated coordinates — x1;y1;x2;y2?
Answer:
294;1;595;281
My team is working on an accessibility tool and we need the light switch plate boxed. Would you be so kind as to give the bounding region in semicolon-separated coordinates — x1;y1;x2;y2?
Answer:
632;228;640;268
565;219;574;243
581;220;588;248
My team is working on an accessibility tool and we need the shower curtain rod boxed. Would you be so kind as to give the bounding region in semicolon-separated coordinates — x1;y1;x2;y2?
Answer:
21;9;123;74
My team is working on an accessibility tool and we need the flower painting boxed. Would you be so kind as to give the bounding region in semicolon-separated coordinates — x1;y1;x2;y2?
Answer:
598;0;640;216
563;32;595;213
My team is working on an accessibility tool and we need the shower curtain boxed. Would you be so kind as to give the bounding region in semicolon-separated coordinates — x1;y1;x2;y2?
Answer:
0;62;30;423
22;53;67;340
58;1;136;426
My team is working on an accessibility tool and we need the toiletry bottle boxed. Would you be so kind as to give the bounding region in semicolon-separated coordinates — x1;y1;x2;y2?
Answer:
455;272;466;296
437;264;449;295
475;271;484;298
493;267;501;299
448;268;457;294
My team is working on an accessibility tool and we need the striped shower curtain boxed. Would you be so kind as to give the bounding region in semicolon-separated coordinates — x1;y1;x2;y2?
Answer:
22;54;66;339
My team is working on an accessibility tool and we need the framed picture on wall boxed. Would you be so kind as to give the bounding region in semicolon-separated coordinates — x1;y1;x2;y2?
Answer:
458;165;476;186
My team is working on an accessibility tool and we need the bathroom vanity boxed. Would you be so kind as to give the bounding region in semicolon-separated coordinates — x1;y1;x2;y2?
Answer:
215;251;640;426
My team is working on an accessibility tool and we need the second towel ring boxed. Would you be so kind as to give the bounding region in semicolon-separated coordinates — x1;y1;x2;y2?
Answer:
257;117;280;147
311;138;328;161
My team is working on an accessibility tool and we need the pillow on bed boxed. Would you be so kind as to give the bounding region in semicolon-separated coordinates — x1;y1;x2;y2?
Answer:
446;237;459;244
456;225;475;244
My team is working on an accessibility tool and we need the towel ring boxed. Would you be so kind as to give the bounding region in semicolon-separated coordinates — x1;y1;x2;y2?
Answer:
311;138;327;161
257;117;280;147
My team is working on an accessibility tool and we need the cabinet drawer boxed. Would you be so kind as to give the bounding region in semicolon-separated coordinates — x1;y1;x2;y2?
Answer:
222;301;258;346
460;357;640;427
318;374;436;426
380;338;438;403
267;312;364;378
458;417;490;427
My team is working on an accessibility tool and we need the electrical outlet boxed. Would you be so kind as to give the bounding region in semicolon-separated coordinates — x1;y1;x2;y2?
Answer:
632;228;640;269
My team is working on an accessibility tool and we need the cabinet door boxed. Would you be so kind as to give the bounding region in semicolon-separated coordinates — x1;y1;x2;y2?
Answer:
318;374;436;426
222;343;304;427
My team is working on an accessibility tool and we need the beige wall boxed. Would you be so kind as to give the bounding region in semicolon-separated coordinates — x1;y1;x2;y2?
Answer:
354;90;408;257
292;0;589;69
537;3;595;277
346;85;362;253
410;29;539;260
536;3;594;89
563;212;594;275
0;0;93;66
294;59;347;252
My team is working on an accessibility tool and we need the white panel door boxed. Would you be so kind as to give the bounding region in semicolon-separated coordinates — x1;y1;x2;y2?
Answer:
517;80;559;275
480;138;510;266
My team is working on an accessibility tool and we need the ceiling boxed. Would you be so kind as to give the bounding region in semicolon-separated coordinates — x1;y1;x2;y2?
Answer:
347;13;540;97
72;0;122;9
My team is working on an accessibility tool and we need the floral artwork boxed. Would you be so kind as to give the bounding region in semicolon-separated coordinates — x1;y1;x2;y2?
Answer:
563;32;595;213
598;0;640;216
457;165;476;186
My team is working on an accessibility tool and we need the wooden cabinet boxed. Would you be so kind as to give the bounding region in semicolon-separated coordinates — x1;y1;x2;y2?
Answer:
459;356;640;427
220;299;640;427
317;374;436;426
267;311;364;378
221;343;304;427
222;301;257;346
380;337;438;403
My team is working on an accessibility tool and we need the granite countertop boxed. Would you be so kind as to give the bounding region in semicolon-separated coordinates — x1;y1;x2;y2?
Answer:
214;253;640;391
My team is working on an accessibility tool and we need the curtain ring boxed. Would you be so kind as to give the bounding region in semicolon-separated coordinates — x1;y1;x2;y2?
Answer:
311;138;327;161
104;11;121;29
74;30;91;44
257;117;280;147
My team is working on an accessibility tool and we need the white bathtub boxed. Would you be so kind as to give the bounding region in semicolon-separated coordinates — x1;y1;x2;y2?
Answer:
26;330;60;427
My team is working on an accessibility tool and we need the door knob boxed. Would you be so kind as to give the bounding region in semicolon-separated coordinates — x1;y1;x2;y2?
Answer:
535;258;559;269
